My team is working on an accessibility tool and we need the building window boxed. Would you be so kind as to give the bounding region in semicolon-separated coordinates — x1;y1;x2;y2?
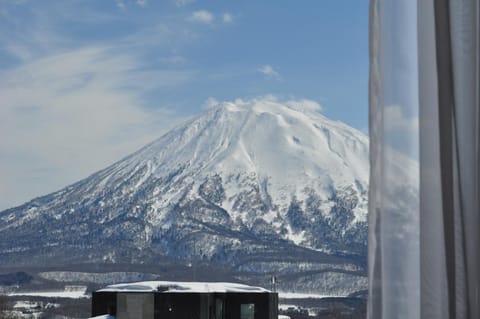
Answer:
240;303;255;319
215;298;223;319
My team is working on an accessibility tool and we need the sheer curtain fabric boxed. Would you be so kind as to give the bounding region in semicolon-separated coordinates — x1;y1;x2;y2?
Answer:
369;0;480;318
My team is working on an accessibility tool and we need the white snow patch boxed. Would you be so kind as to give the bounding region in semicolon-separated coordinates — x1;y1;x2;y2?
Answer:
278;291;338;299
279;304;299;310
286;228;306;246
13;301;39;309
9;285;88;299
9;291;88;299
99;281;270;293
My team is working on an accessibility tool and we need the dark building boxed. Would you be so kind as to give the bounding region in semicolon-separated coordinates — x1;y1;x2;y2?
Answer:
91;281;278;319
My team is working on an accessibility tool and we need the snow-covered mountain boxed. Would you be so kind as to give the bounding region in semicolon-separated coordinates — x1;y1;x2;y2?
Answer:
0;97;370;295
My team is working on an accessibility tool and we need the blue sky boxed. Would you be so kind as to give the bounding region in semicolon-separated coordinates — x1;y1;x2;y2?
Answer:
0;0;369;210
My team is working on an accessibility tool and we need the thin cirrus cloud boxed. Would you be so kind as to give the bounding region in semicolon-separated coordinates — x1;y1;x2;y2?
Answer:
190;10;234;25
0;46;191;210
115;0;148;10
222;13;233;24
258;64;281;79
175;0;195;7
116;1;126;10
0;1;237;210
136;0;148;7
190;10;214;24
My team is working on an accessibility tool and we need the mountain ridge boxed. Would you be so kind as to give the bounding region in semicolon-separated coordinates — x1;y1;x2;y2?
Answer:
0;97;370;295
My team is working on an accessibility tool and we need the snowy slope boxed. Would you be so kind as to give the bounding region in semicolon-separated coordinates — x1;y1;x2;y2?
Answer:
0;97;376;294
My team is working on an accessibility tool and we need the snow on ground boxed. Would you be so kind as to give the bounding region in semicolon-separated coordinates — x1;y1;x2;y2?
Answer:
4;310;43;319
9;291;88;298
278;291;338;299
279;304;299;310
279;303;318;317
14;301;39;309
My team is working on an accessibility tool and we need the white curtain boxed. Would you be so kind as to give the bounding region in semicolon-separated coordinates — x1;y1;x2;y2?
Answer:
369;0;480;318
368;0;420;318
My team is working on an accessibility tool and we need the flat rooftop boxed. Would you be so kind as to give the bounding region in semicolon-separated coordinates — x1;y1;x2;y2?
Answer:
97;281;271;294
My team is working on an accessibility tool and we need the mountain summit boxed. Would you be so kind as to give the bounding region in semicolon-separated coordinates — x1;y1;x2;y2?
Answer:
0;97;369;294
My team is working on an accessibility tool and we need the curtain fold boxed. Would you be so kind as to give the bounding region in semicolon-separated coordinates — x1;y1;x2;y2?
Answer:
419;0;480;317
370;0;480;318
418;1;449;318
368;1;420;319
448;1;480;318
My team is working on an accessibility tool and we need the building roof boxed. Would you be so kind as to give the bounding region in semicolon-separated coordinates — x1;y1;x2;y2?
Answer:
97;281;271;294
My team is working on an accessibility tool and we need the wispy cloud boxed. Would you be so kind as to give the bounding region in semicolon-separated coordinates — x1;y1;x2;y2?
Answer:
258;64;280;79
116;0;126;11
0;1;201;210
0;0;243;210
222;13;233;24
136;0;148;7
175;0;195;7
190;10;214;24
115;0;148;10
286;99;323;112
0;46;190;210
203;97;220;110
